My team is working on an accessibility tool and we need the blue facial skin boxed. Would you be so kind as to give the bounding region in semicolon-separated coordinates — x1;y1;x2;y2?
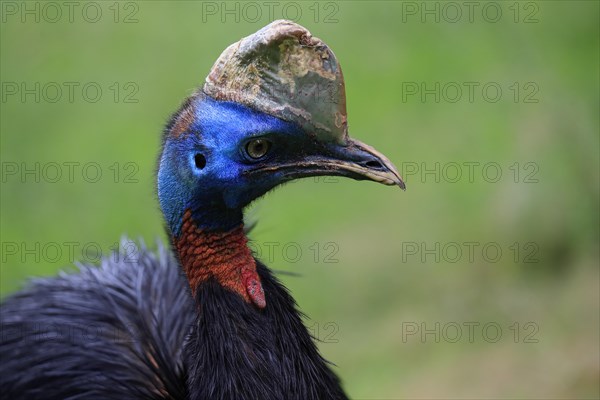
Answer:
158;96;309;235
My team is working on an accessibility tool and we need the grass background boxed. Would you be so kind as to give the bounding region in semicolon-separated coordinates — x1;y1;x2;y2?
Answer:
1;1;598;399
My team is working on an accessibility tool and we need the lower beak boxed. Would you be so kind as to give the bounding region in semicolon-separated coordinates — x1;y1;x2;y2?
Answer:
250;138;405;190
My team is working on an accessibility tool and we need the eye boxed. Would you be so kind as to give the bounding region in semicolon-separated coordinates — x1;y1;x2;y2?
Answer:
245;139;271;160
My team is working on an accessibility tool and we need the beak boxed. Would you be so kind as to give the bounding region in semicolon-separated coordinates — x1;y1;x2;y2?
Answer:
247;138;405;190
323;138;405;189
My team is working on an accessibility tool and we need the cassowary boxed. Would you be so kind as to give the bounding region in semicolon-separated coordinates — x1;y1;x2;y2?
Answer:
0;20;404;399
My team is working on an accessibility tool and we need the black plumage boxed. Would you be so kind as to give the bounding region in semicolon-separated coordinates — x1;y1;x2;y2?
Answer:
1;240;347;399
1;241;193;399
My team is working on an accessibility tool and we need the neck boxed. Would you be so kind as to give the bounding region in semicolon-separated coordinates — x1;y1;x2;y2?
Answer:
173;213;347;399
174;209;265;308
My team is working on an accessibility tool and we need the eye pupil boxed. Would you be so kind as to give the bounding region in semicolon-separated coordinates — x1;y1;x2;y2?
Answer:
194;153;206;169
246;139;271;159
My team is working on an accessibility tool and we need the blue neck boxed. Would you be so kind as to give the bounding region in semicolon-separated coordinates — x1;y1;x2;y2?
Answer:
157;140;244;235
157;161;243;236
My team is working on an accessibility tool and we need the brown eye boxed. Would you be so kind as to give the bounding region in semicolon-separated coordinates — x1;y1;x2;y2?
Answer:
246;139;271;159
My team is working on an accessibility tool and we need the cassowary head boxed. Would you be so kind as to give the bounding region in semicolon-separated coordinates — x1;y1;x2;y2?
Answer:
158;20;404;235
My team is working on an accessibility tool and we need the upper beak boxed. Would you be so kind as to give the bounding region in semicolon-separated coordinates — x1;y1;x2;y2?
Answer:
247;138;405;190
323;138;405;189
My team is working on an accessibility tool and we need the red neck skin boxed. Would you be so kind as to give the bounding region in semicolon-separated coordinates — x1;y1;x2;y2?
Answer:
175;210;266;309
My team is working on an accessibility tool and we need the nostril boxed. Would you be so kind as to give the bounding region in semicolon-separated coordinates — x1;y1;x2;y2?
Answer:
194;154;206;170
364;160;384;170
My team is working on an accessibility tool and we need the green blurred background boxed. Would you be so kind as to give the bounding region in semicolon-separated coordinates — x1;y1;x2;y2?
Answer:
1;1;598;399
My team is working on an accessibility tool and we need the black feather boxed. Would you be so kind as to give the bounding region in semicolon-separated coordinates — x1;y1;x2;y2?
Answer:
186;262;347;400
0;241;347;400
0;241;192;400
